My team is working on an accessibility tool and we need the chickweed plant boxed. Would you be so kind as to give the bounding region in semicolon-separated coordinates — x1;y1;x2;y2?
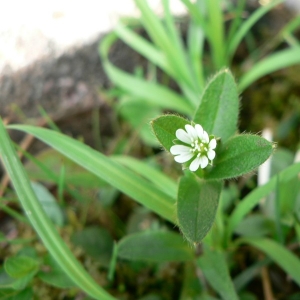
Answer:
0;0;300;299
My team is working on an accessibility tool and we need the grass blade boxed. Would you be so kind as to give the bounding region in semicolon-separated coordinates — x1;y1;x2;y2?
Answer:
187;21;205;91
206;0;226;68
112;155;177;199
100;33;193;115
238;47;300;92
134;0;197;97
114;23;175;76
8;125;176;223
226;162;300;244
227;0;284;59
0;118;115;300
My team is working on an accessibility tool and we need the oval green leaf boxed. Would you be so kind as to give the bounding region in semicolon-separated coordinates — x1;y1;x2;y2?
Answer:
5;256;39;279
151;114;189;151
118;230;193;262
194;69;239;141
206;134;274;180
177;172;222;243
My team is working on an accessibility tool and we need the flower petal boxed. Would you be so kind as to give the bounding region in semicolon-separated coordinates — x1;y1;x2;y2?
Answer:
174;152;194;163
170;145;191;155
176;129;192;144
195;124;204;139
189;156;201;171
185;124;198;140
207;149;215;160
209;138;217;149
199;156;208;169
202;131;209;143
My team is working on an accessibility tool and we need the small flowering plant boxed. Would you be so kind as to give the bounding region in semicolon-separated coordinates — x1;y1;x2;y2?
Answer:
151;69;274;243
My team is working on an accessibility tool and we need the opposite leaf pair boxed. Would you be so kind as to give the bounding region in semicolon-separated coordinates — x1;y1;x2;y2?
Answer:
151;69;274;243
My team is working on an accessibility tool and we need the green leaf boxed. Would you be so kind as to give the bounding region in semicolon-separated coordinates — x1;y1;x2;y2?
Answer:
206;0;226;68
198;245;239;300
0;268;22;290
118;230;193;262
115;23;174;76
180;262;203;300
0;287;33;300
239;47;300;92
31;181;64;226
0;118;116;300
151;115;189;151
226;163;300;244
206;134;274;180
8;124;176;223
112;156;177;199
4;256;39;279
240;238;300;287
194;69;239;141
227;0;284;59
99;33;193;115
134;0;195;92
187;22;205;91
177;172;222;243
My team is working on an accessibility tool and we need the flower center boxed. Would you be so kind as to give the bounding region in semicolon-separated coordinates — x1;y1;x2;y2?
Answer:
191;139;208;156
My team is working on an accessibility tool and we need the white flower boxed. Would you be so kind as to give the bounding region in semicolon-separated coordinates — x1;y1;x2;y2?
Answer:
170;124;217;172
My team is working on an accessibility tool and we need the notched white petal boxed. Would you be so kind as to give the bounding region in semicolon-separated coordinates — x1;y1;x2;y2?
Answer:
189;157;201;171
199;156;208;169
174;152;193;163
202;131;209;143
195;124;204;139
209;139;217;149
176;129;192;144
207;149;216;160
185;124;198;140
170;145;191;155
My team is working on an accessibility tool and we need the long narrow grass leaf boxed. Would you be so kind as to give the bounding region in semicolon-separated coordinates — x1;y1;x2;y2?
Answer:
206;0;226;68
0;118;116;300
187;22;205;91
100;34;193;115
227;0;284;59
181;0;206;30
238;48;300;91
226;0;246;48
134;0;194;91
226;162;300;243
8;125;176;223
114;24;174;76
112;155;177;199
162;0;184;53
